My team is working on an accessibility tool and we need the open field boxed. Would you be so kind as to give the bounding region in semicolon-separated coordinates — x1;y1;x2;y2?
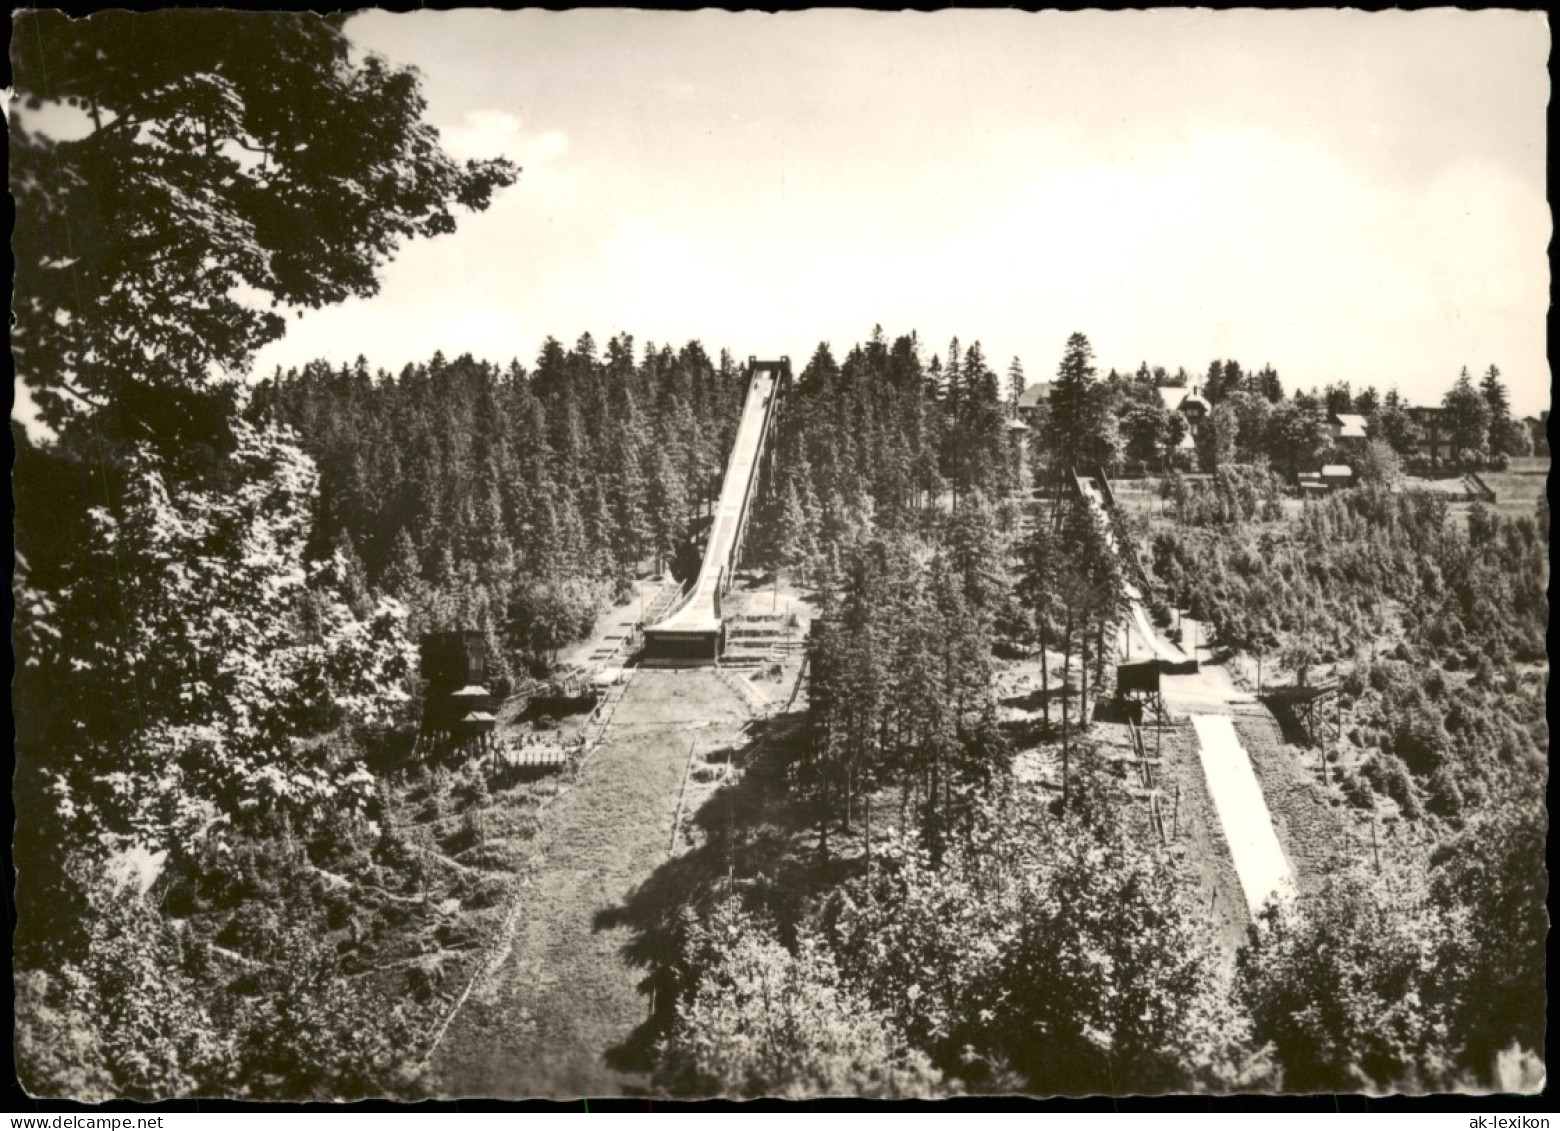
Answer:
1453;454;1549;520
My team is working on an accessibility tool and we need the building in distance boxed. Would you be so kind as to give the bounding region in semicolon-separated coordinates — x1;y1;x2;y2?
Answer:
1330;412;1369;445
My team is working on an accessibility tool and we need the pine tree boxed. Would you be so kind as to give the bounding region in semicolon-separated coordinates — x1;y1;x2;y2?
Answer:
956;341;1005;502
1196;402;1239;473
1046;333;1098;478
55;424;416;852
774;475;810;581
1016;514;1059;727
1323;382;1355;417
1442;367;1491;467
646;444;689;577
1249;364;1281;403
1479;364;1514;460
382;528;425;598
1369;391;1421;458
1044;333;1121;478
331;528;374;617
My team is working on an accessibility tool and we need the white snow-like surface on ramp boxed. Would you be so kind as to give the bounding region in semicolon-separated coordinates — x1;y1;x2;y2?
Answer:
1189;715;1295;917
1072;472;1184;666
651;366;777;635
1129;600;1187;664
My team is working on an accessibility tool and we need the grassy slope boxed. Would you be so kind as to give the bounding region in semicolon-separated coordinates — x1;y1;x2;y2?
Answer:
429;669;752;1098
1230;707;1360;900
1455;455;1549;521
1153;722;1251;960
427;574;815;1099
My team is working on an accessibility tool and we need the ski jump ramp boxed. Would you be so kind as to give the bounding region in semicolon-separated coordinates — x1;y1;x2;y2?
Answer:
642;358;790;664
1071;467;1186;666
1072;466;1292;919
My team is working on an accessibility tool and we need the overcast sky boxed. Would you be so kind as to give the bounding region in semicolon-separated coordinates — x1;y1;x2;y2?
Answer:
242;9;1549;414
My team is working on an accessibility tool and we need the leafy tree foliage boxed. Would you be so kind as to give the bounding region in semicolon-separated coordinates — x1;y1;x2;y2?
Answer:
807;786;1253;1094
1264;398;1331;479
10;12;528;1102
17;844;438;1102
1367;389;1422;458
1195;401;1238;472
1119;398;1172;469
1153;481;1545;847
1158;465;1285;528
995;828;1258;1094
656;901;940;1099
15;879;232;1101
1427;797;1547;1074
1234;798;1544;1090
11;10;517;441
1237;869;1453;1092
1224;390;1274;464
32;423;415;858
1353;438;1405;489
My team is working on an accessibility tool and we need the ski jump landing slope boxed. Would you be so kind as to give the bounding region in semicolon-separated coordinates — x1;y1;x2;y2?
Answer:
643;359;785;661
1189;715;1295;916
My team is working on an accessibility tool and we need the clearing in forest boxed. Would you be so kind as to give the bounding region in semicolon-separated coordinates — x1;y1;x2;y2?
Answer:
427;668;751;1099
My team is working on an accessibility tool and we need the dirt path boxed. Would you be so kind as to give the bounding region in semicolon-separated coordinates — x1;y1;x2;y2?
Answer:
428;669;750;1099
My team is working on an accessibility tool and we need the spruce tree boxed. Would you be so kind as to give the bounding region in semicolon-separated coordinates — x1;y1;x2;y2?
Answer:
1442;367;1491;467
1479;364;1513;459
1046;333;1098;477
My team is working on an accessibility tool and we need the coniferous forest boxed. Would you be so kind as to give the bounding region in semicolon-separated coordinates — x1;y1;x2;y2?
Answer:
10;7;1548;1106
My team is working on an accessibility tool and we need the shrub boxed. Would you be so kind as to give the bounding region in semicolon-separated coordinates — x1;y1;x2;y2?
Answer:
459;874;510;911
1336;766;1374;810
1390;706;1448;777
1362;753;1420;818
656;901;941;1100
406;952;448;1003
1424;767;1465;821
323;888;354;931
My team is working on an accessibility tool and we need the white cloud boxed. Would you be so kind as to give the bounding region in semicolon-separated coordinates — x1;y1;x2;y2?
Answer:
439;109;524;162
439;111;570;176
519;130;569;167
